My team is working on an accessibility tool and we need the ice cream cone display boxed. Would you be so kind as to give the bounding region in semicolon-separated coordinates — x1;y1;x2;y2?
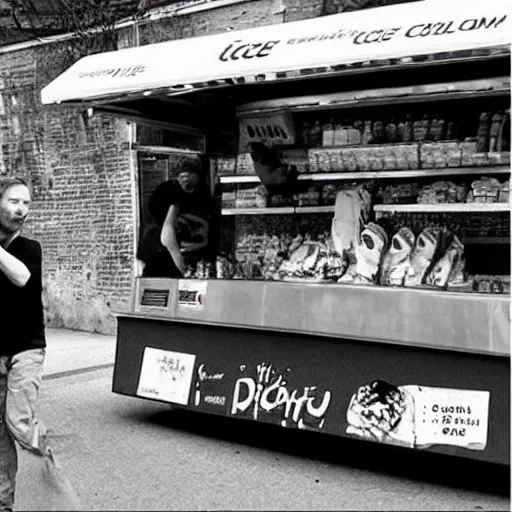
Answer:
346;380;416;448
380;227;416;286
346;381;490;451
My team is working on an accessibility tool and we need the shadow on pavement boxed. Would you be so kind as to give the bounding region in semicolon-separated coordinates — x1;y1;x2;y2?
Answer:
124;404;511;498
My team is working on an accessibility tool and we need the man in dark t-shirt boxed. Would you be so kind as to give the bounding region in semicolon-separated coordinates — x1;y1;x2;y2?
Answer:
137;158;214;277
0;177;56;512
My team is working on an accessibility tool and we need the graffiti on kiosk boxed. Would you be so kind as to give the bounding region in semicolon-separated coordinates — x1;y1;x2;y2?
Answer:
194;363;227;408
197;364;225;382
204;395;227;406
157;355;187;382
231;363;332;430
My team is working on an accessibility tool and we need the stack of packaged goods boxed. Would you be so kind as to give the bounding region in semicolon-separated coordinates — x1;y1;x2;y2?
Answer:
378;183;420;205
213;156;236;176
235;185;268;209
267;192;295;207
221;190;237;208
417;181;467;204
294;186;322;207
378;176;509;206
471;275;510;294
233;233;289;280
466;177;510;203
275;233;346;282
304;108;510;173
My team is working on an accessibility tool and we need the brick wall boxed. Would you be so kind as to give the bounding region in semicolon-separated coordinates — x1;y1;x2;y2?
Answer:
0;0;419;334
0;44;134;333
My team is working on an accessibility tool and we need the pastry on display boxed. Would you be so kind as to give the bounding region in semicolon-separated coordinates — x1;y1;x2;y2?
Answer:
404;227;442;287
354;222;389;284
380;227;416;287
425;235;465;288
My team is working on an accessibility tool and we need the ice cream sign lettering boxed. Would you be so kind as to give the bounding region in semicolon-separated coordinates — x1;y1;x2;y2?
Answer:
218;14;506;61
231;363;332;429
219;40;280;61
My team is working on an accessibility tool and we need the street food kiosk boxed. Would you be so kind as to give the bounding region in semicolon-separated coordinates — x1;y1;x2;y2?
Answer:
41;0;511;464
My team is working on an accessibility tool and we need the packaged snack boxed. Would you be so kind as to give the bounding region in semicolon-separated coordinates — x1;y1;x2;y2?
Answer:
499;181;510;203
322;120;335;147
333;124;349;146
221;191;236;208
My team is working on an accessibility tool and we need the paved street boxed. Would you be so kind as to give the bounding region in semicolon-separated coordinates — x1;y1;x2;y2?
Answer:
42;328;116;377
10;329;510;511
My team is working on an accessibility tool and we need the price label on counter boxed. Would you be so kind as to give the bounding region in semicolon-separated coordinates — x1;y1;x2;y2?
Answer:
178;280;207;310
412;386;490;450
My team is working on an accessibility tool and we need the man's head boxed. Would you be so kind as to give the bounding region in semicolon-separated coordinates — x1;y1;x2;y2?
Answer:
0;177;31;238
174;159;202;194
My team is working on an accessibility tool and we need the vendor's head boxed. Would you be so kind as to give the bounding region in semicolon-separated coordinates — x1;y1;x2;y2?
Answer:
174;158;202;194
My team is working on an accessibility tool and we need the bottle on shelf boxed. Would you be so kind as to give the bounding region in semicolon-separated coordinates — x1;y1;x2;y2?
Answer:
446;121;458;141
385;119;398;143
396;119;406;142
372;120;385;144
476;112;491;152
354;119;364;137
403;114;413;143
309;120;323;147
362;120;373;145
489;111;504;152
497;109;510;152
428;114;445;142
301;121;311;146
413;114;430;142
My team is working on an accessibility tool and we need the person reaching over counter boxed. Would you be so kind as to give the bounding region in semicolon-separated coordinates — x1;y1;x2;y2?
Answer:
138;158;215;278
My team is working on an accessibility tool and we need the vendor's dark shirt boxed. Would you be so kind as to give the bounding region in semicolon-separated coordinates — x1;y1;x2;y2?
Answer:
137;180;213;277
0;236;46;356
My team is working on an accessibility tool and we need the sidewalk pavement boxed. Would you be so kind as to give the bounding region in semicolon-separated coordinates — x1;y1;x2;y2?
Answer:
43;328;117;378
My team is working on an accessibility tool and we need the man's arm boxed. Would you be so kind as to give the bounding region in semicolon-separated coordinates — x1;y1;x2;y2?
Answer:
161;204;186;274
0;245;31;287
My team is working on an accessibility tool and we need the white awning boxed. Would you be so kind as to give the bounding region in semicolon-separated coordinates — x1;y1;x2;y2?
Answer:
41;0;511;105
